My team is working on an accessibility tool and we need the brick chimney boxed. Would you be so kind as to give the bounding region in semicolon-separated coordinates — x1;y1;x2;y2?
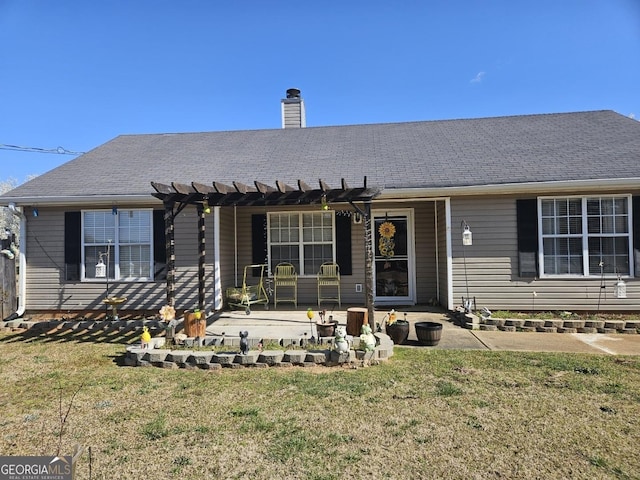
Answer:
281;88;306;128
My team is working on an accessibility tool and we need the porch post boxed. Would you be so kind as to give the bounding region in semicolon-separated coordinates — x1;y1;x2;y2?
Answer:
197;203;206;312
363;200;375;328
164;202;176;307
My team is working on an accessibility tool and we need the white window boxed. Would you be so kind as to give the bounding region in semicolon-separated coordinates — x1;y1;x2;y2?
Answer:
539;196;632;277
268;212;334;275
82;209;153;281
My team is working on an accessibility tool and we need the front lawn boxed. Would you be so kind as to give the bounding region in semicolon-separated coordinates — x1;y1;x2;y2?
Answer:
1;333;638;479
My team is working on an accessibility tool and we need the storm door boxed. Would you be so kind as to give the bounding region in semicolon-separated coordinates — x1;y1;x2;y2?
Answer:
373;210;416;304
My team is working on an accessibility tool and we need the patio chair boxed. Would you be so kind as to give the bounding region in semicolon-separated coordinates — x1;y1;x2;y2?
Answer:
317;262;341;307
274;262;298;308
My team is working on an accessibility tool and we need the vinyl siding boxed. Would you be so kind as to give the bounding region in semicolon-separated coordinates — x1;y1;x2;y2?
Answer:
450;193;640;311
24;205;219;314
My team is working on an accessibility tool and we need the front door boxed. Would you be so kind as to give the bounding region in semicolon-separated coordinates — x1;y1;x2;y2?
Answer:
373;209;415;305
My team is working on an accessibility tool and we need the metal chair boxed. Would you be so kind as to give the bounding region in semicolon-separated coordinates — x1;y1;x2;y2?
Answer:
317;262;341;307
274;263;298;308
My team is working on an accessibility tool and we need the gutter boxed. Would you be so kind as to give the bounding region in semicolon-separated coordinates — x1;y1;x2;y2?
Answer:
0;194;153;207
4;204;26;320
378;177;640;200
2;177;639;207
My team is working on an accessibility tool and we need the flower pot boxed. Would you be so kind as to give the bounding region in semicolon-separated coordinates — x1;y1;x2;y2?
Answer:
415;321;443;346
184;310;206;338
316;321;337;337
386;321;409;345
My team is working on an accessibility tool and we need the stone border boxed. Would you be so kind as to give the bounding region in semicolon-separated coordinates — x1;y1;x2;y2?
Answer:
450;309;640;334
0;318;394;369
124;332;394;369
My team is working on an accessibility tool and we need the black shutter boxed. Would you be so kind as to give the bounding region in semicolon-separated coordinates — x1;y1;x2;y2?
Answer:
335;213;352;275
153;210;167;280
64;211;81;281
251;214;267;277
516;199;538;277
633;196;640;277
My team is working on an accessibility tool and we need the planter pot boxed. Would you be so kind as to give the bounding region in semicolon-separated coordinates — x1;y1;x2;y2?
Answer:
386;321;410;345
415;321;443;346
184;310;206;338
316;321;337;337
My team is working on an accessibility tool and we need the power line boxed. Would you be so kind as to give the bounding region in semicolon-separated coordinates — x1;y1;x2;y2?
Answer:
0;143;85;155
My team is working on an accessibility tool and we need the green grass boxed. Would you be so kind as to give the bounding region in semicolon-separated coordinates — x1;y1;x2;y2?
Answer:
1;332;639;479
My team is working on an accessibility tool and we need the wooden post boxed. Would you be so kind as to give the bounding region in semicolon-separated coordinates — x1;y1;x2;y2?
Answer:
164;203;176;307
197;204;206;312
363;200;375;329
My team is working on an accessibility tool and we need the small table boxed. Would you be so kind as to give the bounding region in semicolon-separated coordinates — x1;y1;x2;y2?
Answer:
103;296;127;320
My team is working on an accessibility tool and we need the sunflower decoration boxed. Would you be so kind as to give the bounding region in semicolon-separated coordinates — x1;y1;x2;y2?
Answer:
378;221;396;262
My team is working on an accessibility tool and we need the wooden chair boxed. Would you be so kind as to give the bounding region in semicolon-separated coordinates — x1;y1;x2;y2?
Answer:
317;262;341;307
274;263;298;308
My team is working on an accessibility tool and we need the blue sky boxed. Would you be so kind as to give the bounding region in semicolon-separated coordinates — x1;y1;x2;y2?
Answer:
1;0;639;184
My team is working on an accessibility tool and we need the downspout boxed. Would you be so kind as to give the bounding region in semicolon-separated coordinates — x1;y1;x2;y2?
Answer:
213;206;223;310
433;201;440;304
4;204;26;320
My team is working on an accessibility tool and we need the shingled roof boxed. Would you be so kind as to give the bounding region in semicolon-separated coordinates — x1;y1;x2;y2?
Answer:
2;110;639;203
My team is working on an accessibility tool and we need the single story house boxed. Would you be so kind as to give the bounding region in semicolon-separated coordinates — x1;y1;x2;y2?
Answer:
1;90;639;320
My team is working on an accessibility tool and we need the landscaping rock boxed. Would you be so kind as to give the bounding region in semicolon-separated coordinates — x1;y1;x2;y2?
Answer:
258;350;285;365
578;327;598;334
283;350;307;364
305;351;329;364
585;320;605;329
189;351;214;365
537;326;557;333
234;352;259;365
168;351;193;363
212;353;236;365
145;349;171;363
545;320;564;328
479;324;498;331
524;320;545;328
563;320;585;329
557;327;577;334
505;319;525;328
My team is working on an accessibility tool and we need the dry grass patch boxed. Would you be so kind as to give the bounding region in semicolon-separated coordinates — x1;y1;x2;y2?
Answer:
1;332;639;479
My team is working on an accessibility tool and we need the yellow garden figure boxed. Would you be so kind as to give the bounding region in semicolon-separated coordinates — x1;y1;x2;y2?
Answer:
141;326;151;349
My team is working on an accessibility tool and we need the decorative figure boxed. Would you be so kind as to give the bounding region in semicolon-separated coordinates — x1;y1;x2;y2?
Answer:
239;330;250;355
141;326;151;349
378;220;396;268
334;325;350;353
159;305;176;322
360;324;376;352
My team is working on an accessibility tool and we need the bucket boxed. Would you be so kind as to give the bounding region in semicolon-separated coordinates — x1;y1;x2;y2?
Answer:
415;321;443;346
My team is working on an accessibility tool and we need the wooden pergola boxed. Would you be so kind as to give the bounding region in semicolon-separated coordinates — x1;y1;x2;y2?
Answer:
151;177;381;325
